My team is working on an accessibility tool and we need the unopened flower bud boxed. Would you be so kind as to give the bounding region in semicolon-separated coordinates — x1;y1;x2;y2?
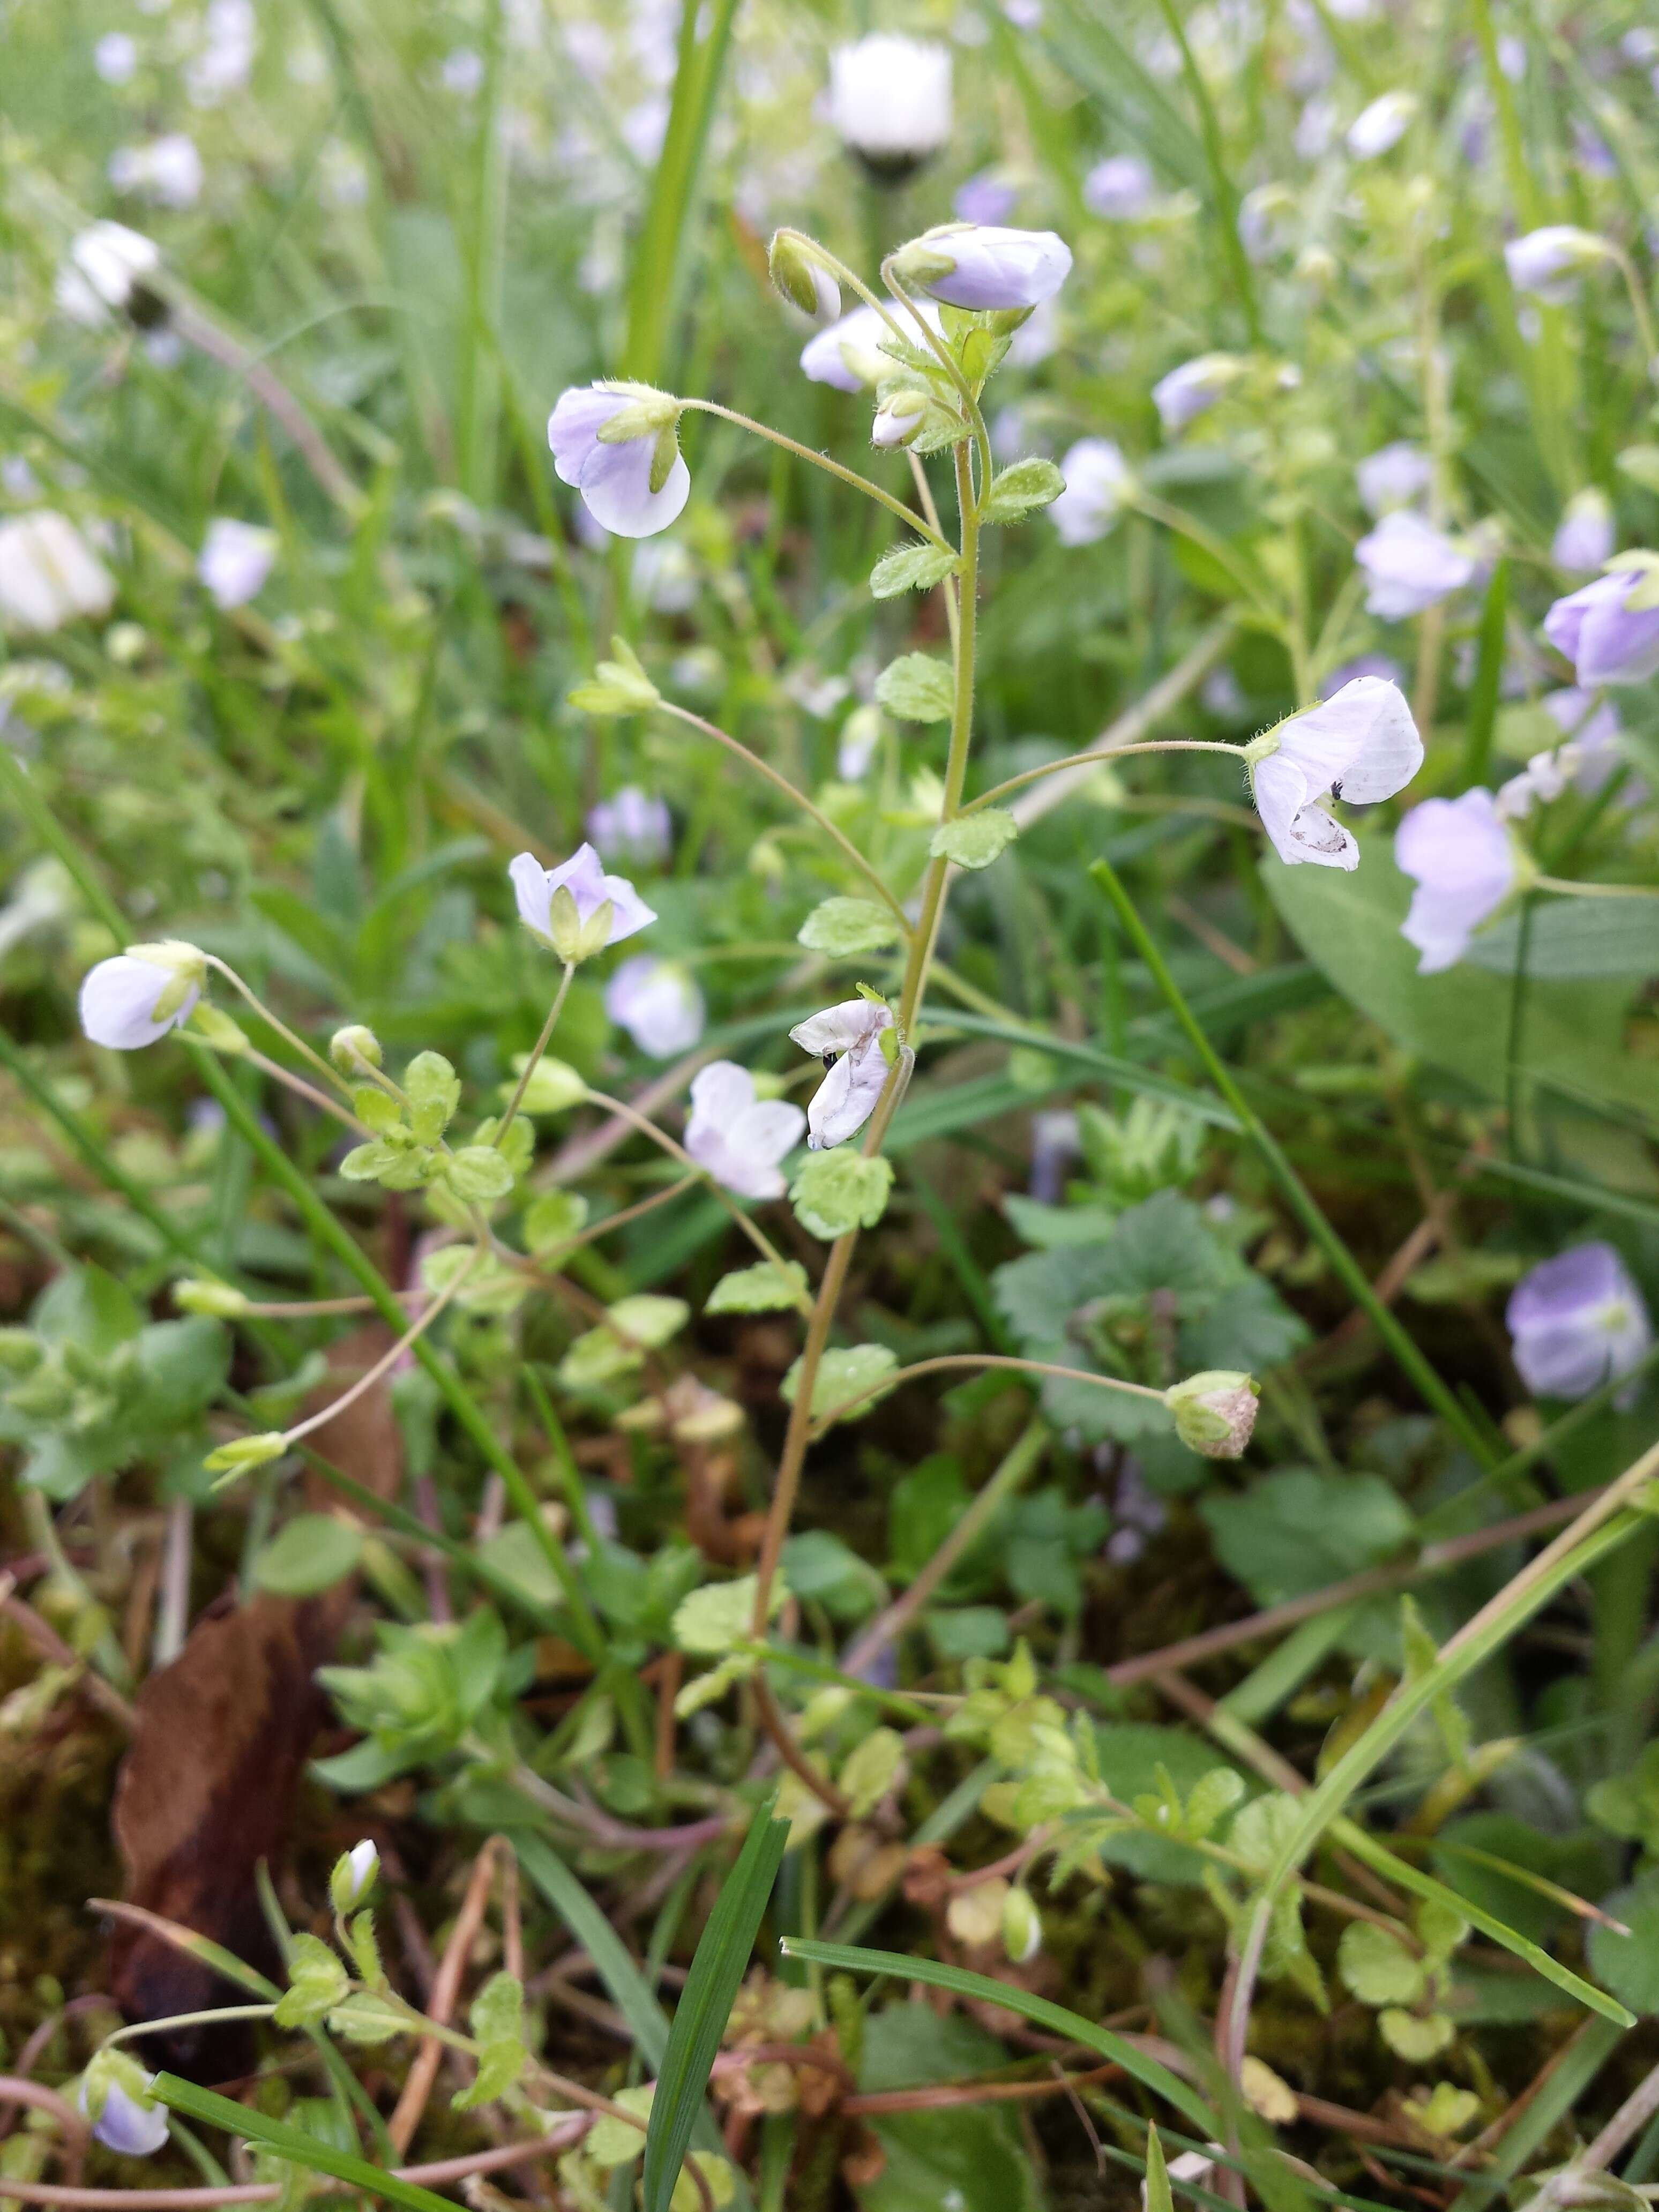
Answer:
0;1327;42;1375
769;231;840;322
1002;1886;1042;1964
331;1023;383;1073
173;1277;250;1318
331;1838;379;1912
203;1429;288;1479
872;391;929;449
1165;1370;1259;1459
78;2051;169;2159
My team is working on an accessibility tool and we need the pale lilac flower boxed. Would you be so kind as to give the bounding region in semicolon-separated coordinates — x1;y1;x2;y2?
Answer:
1495;747;1574;821
1006;294;1059;367
548;385;688;539
1504;226;1613;305
1551;489;1614;574
1249;676;1423;870
187;0;256;101
0;512;116;632
1356;442;1431;517
586;787;671;864
605;955;704;1057
80;944;205;1049
1295;95;1338;160
441;47;485;95
837;705;880;781
955;170;1017;226
871;391;928;448
828;36;952;174
630;539;698;614
1355;510;1478;618
1543;567;1659;687
1347;89;1416;158
683;1062;805;1199
78;2072;169;2158
198;518;276;609
55;222;160;324
1083;154;1156;219
95;32;139;83
895;224;1072;311
1508;1243;1651;1401
1542;687;1631;795
1239;183;1295;261
108;133;203;208
799;301;940;392
1049;439;1133;546
1152;354;1243;435
789;999;895;1149
1394;788;1517;971
509;845;655;952
1029;1109;1081;1202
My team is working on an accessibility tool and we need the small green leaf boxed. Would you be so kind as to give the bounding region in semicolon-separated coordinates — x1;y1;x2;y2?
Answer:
1144;2125;1174;2212
705;1260;811;1314
839;1727;905;1815
569;636;661;717
524;1189;589;1253
1378;2008;1455;2061
781;1343;898;1423
797;897;903;956
870;541;960;599
1337;1920;1424;2006
273;1933;350;2028
453;1972;527;2110
982;457;1066;524
606;1294;690;1348
673;1572;785;1656
789;1151;894;1239
642;1796;788;2212
588;2086;655;2168
338;1138;408;1184
327;1990;410;2045
930;810;1019;869
405;1052;461;1140
444;1146;517;1204
252;1514;364;1598
875;652;955;722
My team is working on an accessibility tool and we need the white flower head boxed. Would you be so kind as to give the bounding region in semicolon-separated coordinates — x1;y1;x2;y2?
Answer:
800;301;941;393
1354;510;1479;619
1347;88;1417;158
95;31;139;81
606;955;705;1058
1355;441;1431;518
198;518;277;609
0;512;117;632
79;942;206;1049
828;35;952;174
108;133;204;208
548;383;688;540
78;2055;169;2159
509;845;655;962
1504;225;1614;305
55;222;160;325
684;1061;805;1199
1247;676;1423;870
1394;787;1519;972
789;998;895;1150
1049;438;1133;546
1152;353;1244;435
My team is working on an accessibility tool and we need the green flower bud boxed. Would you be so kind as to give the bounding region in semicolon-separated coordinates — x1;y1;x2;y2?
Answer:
331;1023;384;1074
768;231;841;321
173;1278;250;1318
1165;1371;1259;1459
1002;1887;1043;1964
331;1838;379;1913
204;1430;289;1479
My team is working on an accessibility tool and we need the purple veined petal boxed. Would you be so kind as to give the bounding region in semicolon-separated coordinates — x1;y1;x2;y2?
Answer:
79;956;200;1050
1511;1319;1621;1399
687;1059;756;1135
1356;442;1432;518
79;2075;169;2159
1551;489;1614;574
507;851;554;937
604;955;703;1056
1544;570;1659;686
1508;1240;1629;1334
593;866;657;943
1394;788;1518;973
575;437;691;539
543;842;611;919
1507;1242;1654;1403
1309;677;1423;804
1252;753;1358;870
549;387;626;487
788;999;891;1058
915;226;1073;311
1354;511;1477;618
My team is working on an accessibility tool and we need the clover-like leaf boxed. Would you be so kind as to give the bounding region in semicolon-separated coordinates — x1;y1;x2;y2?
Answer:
706;1260;811;1314
930;810;1018;870
781;1343;898;1423
797;898;904;957
870;542;960;600
875;652;954;722
982;457;1066;524
789;1152;894;1239
1338;1920;1425;2007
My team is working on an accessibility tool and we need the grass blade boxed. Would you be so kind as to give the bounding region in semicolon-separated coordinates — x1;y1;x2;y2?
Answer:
642;1793;788;2212
152;2076;457;2212
780;1940;1221;2138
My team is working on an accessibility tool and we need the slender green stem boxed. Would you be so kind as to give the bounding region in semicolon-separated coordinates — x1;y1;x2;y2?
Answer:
880;260;994;500
243;1045;372;1136
805;1352;1167;1438
681;399;950;551
962;738;1245;816
656;699;913;928
1089;855;1500;1470
1611;246;1659;378
1535;875;1659;899
495;963;574;1144
1132;491;1281;623
579;1088;811;1304
276;1254;477;1454
204;958;353;1098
